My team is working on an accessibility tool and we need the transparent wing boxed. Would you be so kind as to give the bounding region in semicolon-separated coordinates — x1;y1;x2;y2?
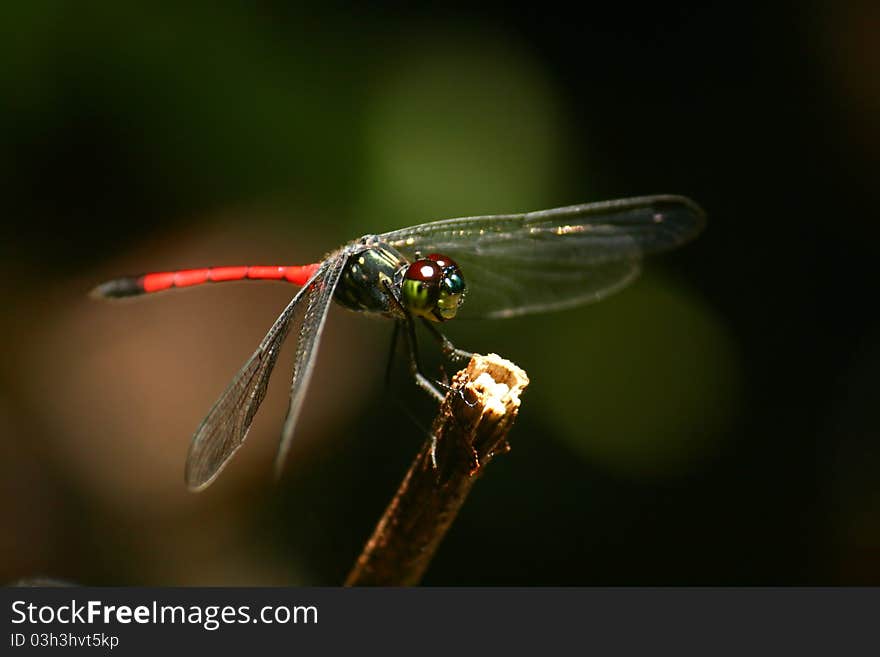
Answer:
274;251;347;477
381;195;705;318
184;261;331;491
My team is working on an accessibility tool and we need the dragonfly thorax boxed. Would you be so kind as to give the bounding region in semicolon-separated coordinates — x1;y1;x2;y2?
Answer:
333;243;407;317
333;243;466;322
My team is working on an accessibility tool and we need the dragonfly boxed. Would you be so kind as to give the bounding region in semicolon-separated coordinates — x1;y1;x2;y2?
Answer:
92;195;705;491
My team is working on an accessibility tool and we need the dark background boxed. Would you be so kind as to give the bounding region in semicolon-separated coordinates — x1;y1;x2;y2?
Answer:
2;1;877;585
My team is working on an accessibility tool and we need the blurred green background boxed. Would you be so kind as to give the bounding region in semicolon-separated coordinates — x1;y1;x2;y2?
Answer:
1;1;878;585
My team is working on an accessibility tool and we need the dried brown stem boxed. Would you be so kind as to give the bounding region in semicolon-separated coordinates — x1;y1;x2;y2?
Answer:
345;353;529;586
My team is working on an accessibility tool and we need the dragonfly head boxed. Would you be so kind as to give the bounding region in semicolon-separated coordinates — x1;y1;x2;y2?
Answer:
401;253;466;322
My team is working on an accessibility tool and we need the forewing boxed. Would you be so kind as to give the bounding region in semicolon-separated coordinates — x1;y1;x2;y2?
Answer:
274;251;347;476
184;263;328;491
381;195;704;318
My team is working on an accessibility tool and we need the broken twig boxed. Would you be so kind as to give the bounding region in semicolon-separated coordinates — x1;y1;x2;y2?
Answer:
345;353;529;586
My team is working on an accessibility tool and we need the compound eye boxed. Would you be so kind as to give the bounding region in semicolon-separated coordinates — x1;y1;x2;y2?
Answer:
427;253;459;270
401;259;442;318
436;266;466;321
442;271;465;295
401;257;466;322
404;259;442;283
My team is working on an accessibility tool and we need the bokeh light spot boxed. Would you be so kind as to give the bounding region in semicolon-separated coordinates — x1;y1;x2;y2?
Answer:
533;274;742;478
359;30;573;231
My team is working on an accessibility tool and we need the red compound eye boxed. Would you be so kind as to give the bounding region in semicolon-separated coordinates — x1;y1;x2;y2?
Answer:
404;259;442;282
426;253;458;270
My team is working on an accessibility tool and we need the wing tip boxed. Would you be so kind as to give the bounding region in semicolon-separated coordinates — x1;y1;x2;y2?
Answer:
184;443;234;493
649;195;707;242
184;464;214;492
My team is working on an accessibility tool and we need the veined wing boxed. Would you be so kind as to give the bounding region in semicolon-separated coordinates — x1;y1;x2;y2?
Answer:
381;195;704;319
184;261;331;491
274;250;347;477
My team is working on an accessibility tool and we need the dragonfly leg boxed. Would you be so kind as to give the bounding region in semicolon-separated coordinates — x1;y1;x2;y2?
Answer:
418;320;480;408
383;281;445;403
384;317;445;437
400;317;445;403
420;318;473;362
385;320;400;389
